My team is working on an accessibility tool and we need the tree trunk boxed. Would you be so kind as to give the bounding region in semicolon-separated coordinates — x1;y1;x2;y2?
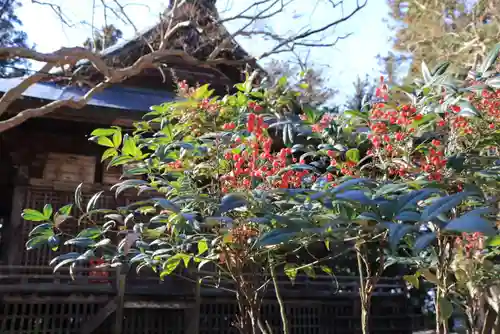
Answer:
235;284;265;334
360;298;371;334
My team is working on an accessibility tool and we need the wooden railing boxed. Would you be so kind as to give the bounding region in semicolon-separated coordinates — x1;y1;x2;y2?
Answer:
197;271;406;298
0;265;118;293
0;264;406;299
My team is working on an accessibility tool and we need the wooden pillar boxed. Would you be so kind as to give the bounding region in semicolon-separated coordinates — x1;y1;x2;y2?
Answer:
6;184;27;265
185;279;201;334
113;267;127;334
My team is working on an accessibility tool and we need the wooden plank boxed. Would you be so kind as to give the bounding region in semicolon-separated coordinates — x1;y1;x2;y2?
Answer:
43;153;96;184
79;298;117;334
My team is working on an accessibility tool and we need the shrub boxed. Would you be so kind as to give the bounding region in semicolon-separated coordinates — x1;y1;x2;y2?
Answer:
22;45;500;334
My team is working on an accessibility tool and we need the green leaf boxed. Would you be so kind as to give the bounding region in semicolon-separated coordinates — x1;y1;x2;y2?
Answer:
394;211;421;222
331;178;375;194
234;83;245;92
48;235;60;251
320;265;333;276
193;84;211;100
43;204;53;219
278;76;287;87
197;239;208;255
284;263;298;282
179;254;191;268
108;155;133;167
398;188;443;212
403;274;420;289
219;193;247;213
387;223;415;251
160;258;181;278
437;296;453;321
113;179;148;198
64;237;96;247
87;191;104;213
49;252;80;266
410;113;436;128
335;190;373;205
421;61;431;83
457;100;481;117
75;183;84;212
26;235;51;250
53;258;77;273
122;135;140;157
250;91;264;99
112;130;122;148
94;238;112;248
485;76;500;89
123;167;148;176
91;128;117;137
130;253;149;264
29;223;53;237
346;148;360;163
302;265;316;278
344;110;368;120
480;43;500;73
487;235;500;247
444;213;496;236
414;232;436;253
101;148;118;162
77;227;102;239
421;192;478;222
22;209;48;221
97;136;114;148
431;62;450;76
57;204;73;216
154;198;181;213
256;229;299;247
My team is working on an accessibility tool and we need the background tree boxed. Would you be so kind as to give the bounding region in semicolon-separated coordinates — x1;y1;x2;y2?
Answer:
344;74;376;111
83;24;123;52
386;0;500;78
266;59;337;107
0;0;30;77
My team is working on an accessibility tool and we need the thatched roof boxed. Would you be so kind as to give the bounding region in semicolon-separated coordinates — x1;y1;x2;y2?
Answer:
64;0;259;92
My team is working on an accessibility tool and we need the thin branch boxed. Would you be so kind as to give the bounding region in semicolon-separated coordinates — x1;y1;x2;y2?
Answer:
257;0;367;59
31;0;74;26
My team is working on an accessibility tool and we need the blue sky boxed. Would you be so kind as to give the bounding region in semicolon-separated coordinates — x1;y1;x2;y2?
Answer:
17;0;393;103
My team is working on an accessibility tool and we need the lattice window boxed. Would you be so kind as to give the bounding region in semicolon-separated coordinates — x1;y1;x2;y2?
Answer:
122;309;184;334
199;302;238;334
21;187;119;269
0;300;102;334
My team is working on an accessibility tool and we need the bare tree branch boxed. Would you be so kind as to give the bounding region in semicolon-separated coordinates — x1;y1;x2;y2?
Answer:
31;0;73;26
0;0;367;132
257;0;367;59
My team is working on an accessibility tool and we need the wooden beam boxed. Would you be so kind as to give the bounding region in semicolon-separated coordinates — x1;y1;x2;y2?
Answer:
79;298;117;334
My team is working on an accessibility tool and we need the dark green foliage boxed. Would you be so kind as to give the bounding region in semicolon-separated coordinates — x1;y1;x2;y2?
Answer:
0;0;30;78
